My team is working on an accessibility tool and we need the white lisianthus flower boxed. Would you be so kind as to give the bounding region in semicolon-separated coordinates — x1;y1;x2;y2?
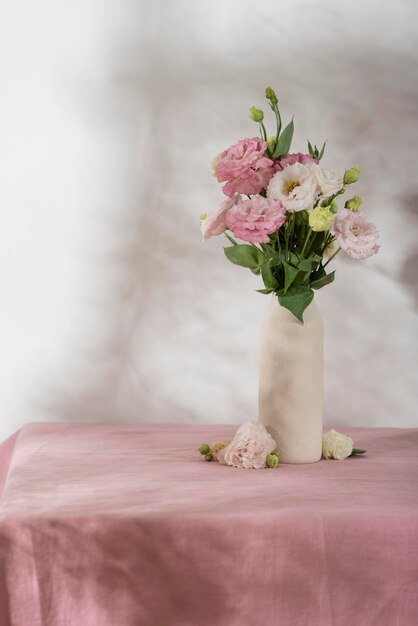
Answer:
322;429;353;460
316;168;344;197
267;163;319;212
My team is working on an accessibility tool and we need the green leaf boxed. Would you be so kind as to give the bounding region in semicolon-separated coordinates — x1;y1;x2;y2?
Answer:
224;245;265;270
272;118;294;158
298;259;315;272
310;270;335;290
297;260;315;284
318;140;327;160
298;253;321;272
307;140;314;156
349;448;367;456
256;288;273;294
283;262;299;294
277;286;314;323
261;260;279;290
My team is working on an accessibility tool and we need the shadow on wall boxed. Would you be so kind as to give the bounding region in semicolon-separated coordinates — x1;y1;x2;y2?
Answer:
35;1;418;428
400;194;418;306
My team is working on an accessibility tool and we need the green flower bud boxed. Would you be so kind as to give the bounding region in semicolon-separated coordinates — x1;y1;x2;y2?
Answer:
198;443;210;456
308;207;334;232
344;195;363;212
205;452;214;462
266;453;279;468
343;166;361;185
199;213;207;223
329;199;339;214
267;135;276;152
265;86;278;105
249;106;264;122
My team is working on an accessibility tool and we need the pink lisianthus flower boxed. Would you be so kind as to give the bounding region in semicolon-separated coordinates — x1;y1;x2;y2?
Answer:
201;194;240;241
275;152;319;171
331;209;380;259
222;422;277;469
225;195;286;244
214;137;275;197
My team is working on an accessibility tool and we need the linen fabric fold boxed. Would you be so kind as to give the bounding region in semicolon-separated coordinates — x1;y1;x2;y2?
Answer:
0;423;417;626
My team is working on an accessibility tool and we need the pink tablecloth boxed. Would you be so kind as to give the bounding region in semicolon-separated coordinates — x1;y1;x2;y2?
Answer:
0;423;417;626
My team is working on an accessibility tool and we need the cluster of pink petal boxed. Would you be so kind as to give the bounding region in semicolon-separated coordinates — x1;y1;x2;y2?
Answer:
331;209;380;259
201;194;240;241
275;152;319;171
217;422;277;469
214;137;275;197
226;195;286;243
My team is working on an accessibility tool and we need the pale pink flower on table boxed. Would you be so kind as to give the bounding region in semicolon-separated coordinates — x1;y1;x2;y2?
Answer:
225;195;286;244
214;137;275;197
223;422;277;469
211;440;230;464
216;447;228;465
331;209;380;259
275;152;319;171
201;194;240;241
267;162;319;212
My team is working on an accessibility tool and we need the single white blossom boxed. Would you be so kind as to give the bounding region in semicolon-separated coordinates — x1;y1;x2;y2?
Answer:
316;167;344;197
322;429;353;460
267;163;319;212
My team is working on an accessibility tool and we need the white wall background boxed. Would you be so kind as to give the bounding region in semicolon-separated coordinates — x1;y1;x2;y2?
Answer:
0;0;417;439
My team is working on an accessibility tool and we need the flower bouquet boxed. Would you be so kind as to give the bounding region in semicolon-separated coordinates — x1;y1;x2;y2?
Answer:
201;86;379;322
201;87;380;464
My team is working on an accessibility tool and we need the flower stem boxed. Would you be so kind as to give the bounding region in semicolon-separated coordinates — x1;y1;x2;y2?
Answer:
288;214;295;253
274;105;282;146
300;227;313;257
224;231;237;245
321;232;333;253
323;246;342;268
259;121;267;141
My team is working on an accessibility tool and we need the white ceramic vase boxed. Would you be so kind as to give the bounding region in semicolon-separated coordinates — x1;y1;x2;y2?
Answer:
259;297;324;464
